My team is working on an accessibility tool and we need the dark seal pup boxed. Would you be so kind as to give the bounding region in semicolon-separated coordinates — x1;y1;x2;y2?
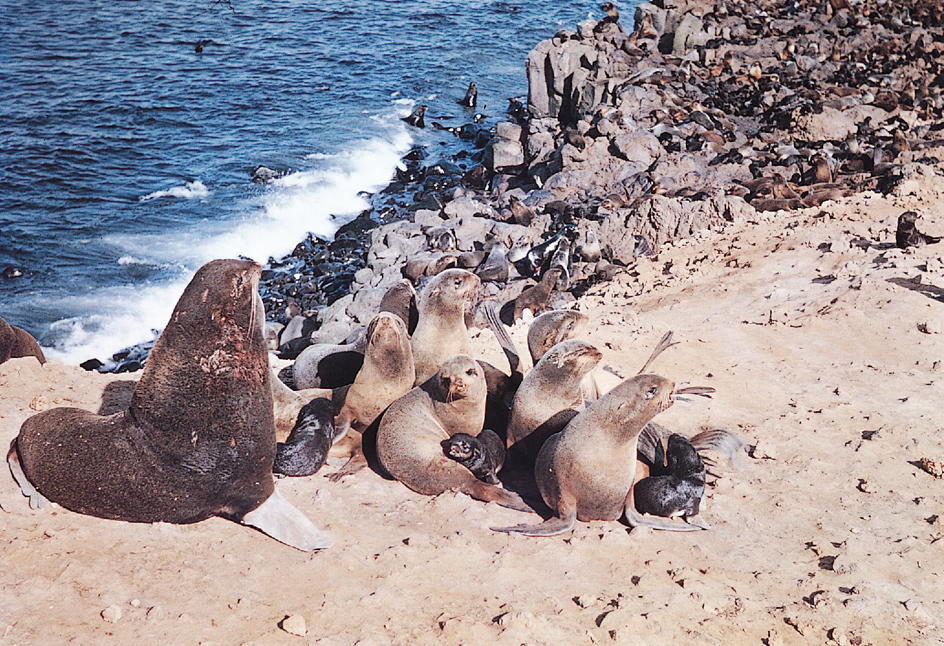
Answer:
274;397;343;477
633;433;709;529
896;211;941;249
443;429;505;485
7;259;331;551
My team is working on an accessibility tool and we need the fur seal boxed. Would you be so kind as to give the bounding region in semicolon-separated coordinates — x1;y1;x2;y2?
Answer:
0;317;46;365
507;267;562;323
7;259;330;550
896;211;941;249
633;433;709;529
328;312;415;479
379;278;419;333
493;374;714;536
376;354;531;511
527;310;588;364
411;268;480;385
443;429;505;485
505;340;602;470
402;105;427;128
291;337;367;391
458;81;477;108
475;238;510;283
274;398;343;477
2;266;24;279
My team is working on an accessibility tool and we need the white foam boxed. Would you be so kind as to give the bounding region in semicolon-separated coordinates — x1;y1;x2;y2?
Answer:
139;180;210;201
47;106;413;365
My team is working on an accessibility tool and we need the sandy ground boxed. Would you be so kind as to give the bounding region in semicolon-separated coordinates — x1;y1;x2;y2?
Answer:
3;183;944;646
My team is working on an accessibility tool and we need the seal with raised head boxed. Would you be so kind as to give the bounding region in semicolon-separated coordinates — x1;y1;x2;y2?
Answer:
0;317;46;365
493;374;714;536
7;259;330;551
377;354;531;511
443;429;505;485
634;433;709;528
458;81;477;108
327;311;415;480
505;340;602;471
410;268;480;385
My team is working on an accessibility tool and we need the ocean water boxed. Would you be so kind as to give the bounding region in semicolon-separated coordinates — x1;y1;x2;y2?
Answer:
0;0;609;364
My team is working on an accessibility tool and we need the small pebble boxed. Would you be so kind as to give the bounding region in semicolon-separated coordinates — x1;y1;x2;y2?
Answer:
281;614;307;636
101;605;122;624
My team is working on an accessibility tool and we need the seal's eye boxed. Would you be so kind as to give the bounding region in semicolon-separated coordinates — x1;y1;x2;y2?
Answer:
645;386;658;400
466;368;476;376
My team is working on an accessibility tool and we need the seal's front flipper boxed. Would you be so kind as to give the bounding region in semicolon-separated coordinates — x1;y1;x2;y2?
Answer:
7;439;47;510
240;488;332;551
491;510;576;536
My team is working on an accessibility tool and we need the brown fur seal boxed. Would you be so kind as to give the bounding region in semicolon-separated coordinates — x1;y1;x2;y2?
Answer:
274;397;344;477
7;259;330;550
527;310;588;365
411;268;480;385
290;341;366;390
897;211;941;249
505;340;602;471
377;354;531;511
509;268;562;322
328;312;415;480
0;317;46;365
379;278;419;333
493;374;714;535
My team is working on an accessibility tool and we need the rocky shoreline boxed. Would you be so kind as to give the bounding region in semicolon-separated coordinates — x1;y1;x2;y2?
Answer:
85;0;944;371
260;0;944;364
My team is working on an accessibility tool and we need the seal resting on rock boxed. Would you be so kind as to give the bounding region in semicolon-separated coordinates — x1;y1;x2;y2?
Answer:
493;374;714;536
7;259;331;551
0;317;46;365
377;354;532;512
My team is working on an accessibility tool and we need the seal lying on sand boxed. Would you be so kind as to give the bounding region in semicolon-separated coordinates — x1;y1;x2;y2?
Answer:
377;354;532;512
274;398;345;477
7;259;331;551
493;373;714;535
443;429;505;485
634;433;709;529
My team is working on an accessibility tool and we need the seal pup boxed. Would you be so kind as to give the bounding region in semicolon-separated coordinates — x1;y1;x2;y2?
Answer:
475;237;510;283
508;267;563;323
443;429;505;485
328;312;415;480
0;317;46;365
274;398;344;477
493;374;714;536
7;259;330;550
896;211;941;249
505;340;603;471
402;105;427;128
527;310;589;365
634;433;709;529
377;355;532;511
458;81;477;108
411;268;480;385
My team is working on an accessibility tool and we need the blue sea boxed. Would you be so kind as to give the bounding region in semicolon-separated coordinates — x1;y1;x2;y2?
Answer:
0;0;613;364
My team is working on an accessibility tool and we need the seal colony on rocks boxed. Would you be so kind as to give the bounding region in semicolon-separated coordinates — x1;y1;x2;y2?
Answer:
7;260;331;551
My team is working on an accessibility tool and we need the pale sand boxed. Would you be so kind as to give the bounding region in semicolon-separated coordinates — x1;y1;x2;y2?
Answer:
2;185;943;645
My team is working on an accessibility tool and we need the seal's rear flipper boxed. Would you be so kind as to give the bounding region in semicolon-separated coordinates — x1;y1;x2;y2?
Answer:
684;514;711;530
624;503;704;532
689;428;747;471
240;488;332;551
491;511;576;536
7;439;47;510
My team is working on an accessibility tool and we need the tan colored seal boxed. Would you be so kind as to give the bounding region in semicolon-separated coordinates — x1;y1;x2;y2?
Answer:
505;340;602;471
377;354;532;511
327;312;415;480
411;268;480;385
0;316;46;365
493;373;714;535
526;310;588;365
8;259;330;551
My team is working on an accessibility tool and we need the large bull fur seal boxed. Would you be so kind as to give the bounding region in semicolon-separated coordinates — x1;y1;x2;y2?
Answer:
7;259;331;551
